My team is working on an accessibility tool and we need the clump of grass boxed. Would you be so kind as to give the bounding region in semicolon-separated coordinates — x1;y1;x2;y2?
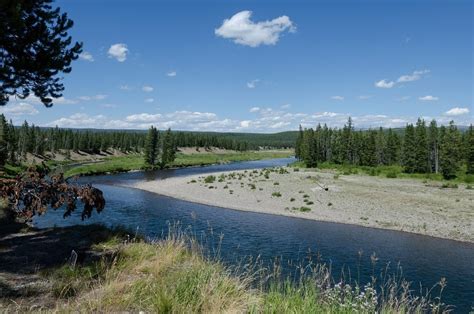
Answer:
188;179;197;183
464;174;474;184
47;226;450;313
273;182;279;186
466;185;473;190
248;183;256;190
386;171;398;178
271;192;282;197
204;175;216;184
303;194;309;198
441;182;458;189
305;201;314;205
293;206;311;213
290;198;295;202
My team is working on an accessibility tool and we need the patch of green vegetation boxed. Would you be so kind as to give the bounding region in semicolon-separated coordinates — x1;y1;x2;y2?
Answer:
204;175;216;184
298;206;311;212
27;225;447;313
294;161;472;184
271;192;282;197
64;150;293;178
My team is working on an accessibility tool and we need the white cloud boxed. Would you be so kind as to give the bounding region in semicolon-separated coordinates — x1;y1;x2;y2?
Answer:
79;51;94;62
358;95;372;100
108;43;129;62
445;107;470;116
397;69;429;83
145;98;154;103
331;96;344;101
167;71;177;77
240;120;251;128
419;95;439;101
247;79;260;89
0;103;39;116
375;79;395;88
120;85;132;91
125;113;163;123
249;107;260;113
215;10;295;47
376;70;430;90
78;94;108;101
48;113;133;129
280;104;291;109
44;107;472;132
142;85;154;92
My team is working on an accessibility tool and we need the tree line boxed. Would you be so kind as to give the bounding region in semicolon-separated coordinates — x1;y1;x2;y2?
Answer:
0;115;253;168
295;117;474;180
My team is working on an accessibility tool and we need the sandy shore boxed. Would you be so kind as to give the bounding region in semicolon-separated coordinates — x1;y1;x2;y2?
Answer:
126;167;474;243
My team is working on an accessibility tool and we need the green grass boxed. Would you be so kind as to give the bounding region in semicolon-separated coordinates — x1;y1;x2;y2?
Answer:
292;161;473;184
44;228;445;313
63;150;293;178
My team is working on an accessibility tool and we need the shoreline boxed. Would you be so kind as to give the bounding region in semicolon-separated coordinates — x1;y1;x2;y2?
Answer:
124;167;474;244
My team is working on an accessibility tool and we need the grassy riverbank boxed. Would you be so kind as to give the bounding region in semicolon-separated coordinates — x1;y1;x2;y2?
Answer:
291;161;474;184
0;224;446;312
64;150;293;177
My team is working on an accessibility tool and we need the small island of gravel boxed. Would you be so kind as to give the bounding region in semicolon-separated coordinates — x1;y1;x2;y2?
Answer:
128;166;474;243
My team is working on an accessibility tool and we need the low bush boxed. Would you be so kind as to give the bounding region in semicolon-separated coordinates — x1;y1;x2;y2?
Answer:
204;175;216;184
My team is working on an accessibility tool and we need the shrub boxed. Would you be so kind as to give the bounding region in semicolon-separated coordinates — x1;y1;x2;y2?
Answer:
464;175;474;184
272;192;282;197
204;175;216;184
299;206;311;212
273;182;279;185
386;171;398;178
290;198;295;202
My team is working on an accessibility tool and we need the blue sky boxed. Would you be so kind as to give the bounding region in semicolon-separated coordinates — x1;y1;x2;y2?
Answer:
1;0;472;132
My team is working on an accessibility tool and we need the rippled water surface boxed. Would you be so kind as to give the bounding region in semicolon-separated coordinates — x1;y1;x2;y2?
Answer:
34;158;474;312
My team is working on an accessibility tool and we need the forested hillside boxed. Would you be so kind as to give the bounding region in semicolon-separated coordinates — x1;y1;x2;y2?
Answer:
295;117;473;180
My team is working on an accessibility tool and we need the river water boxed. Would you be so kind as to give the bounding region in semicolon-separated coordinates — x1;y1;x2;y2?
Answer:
33;158;474;312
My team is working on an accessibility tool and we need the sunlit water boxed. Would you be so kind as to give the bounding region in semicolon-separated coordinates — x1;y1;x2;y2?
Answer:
34;158;474;312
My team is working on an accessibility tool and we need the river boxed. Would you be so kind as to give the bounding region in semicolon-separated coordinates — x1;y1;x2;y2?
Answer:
33;158;474;312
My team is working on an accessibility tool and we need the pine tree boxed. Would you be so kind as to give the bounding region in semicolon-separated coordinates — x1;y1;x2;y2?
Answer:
466;124;474;175
295;125;304;160
341;117;354;163
7;119;17;163
414;118;429;173
428;120;439;173
160;128;176;169
0;114;8;168
439;121;461;180
385;128;400;165
144;126;159;167
403;124;417;173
